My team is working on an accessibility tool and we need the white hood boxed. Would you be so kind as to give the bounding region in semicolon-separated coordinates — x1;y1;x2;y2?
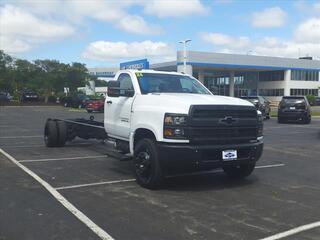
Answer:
134;93;254;114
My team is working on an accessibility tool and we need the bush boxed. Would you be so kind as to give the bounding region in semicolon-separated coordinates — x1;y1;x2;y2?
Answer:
306;95;316;106
48;95;57;103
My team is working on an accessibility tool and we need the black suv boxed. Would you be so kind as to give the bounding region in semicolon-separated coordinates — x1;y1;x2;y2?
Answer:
278;96;311;124
240;96;271;119
61;94;90;108
21;89;39;102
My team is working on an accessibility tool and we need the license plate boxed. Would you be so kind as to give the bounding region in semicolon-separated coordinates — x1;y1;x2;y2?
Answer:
222;150;237;161
290;107;296;110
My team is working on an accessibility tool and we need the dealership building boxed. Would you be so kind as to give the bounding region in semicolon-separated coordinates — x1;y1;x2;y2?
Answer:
88;51;320;102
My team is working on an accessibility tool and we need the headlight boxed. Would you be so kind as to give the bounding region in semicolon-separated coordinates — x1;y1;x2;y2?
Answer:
164;114;187;125
257;110;263;138
164;113;188;139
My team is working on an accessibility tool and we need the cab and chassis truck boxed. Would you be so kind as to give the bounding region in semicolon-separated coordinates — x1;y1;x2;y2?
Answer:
44;70;264;189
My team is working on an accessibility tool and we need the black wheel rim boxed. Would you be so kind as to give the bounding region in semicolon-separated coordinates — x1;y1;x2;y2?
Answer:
135;148;152;183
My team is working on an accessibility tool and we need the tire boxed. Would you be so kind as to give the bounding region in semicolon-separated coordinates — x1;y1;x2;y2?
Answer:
133;138;163;189
44;120;59;147
223;163;255;179
278;117;284;123
303;116;311;124
56;121;67;146
266;113;270;120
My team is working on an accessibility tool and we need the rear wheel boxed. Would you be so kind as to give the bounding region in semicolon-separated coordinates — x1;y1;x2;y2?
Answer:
133;138;163;189
223;163;255;179
44;120;58;147
278;117;285;123
266;112;270;119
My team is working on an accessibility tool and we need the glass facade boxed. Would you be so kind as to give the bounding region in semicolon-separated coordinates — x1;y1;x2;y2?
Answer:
290;89;319;96
291;70;319;81
259;89;284;96
259;71;284;81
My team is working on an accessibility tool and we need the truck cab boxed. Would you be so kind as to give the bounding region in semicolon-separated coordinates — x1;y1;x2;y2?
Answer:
105;70;263;188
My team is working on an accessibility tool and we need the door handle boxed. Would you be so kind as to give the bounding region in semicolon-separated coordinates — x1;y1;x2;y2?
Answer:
107;100;112;104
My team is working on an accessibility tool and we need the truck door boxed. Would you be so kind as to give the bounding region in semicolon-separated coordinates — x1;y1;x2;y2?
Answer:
105;73;135;140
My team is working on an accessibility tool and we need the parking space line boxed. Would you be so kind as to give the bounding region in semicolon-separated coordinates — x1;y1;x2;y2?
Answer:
19;155;108;163
55;179;136;190
0;135;42;139
255;164;285;169
259;221;320;240
56;164;284;190
0;148;114;240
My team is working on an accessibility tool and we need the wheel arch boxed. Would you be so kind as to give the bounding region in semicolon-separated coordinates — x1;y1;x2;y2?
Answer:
130;128;157;154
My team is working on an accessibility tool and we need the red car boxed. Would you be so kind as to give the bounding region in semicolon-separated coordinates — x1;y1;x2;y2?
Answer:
86;98;105;113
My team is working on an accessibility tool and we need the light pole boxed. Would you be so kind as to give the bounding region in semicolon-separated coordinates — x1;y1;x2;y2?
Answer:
179;39;191;73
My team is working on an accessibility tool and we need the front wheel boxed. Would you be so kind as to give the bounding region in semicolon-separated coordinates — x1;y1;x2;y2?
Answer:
303;115;311;124
223;163;255;179
133;138;163;189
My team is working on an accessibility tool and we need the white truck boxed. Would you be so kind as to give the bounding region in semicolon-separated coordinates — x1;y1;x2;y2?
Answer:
44;70;264;189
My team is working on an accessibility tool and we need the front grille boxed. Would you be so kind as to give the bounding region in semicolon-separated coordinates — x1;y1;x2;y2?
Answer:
192;108;257;119
188;105;258;145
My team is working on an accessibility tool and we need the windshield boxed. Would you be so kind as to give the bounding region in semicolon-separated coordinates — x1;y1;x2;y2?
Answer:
281;98;306;106
136;73;211;95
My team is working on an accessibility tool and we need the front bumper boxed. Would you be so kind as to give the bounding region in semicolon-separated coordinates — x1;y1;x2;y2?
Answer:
158;140;264;174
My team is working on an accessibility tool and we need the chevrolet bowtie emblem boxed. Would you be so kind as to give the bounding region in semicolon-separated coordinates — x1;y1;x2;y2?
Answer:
220;116;237;125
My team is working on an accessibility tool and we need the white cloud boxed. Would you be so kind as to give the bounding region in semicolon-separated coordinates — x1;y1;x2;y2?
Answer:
202;17;320;58
82;41;175;62
144;0;207;18
0;4;75;53
294;18;320;43
117;15;163;35
201;33;250;49
0;35;31;53
252;7;287;28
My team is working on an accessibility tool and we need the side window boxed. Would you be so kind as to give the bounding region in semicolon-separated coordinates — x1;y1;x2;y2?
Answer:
118;73;134;90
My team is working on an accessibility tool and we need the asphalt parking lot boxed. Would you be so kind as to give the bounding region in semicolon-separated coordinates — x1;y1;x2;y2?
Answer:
1;106;320;240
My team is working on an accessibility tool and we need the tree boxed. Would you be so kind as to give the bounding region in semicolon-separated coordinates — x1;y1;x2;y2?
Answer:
0;50;14;92
0;51;91;102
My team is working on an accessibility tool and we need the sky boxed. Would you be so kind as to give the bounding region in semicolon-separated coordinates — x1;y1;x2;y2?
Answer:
0;0;320;67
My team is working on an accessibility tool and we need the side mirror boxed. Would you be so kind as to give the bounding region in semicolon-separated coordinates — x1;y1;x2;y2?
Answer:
107;81;120;97
124;89;134;97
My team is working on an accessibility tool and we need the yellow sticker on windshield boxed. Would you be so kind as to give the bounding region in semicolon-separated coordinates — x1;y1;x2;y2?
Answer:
135;72;143;77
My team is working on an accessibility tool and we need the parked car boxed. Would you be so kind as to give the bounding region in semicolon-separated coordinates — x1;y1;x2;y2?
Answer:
86;98;105;113
21;90;39;102
0;91;12;103
61;94;90;108
278;96;311;124
240;96;271;119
